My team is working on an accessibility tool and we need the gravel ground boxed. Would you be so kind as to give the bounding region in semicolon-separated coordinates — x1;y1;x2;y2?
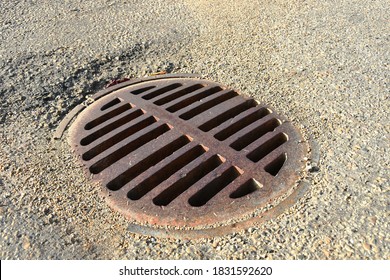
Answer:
0;0;389;259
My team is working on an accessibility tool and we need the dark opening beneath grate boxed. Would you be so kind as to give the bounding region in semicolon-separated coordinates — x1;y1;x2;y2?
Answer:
68;75;307;231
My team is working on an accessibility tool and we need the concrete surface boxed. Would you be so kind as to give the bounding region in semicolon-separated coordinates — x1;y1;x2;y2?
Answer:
0;0;389;259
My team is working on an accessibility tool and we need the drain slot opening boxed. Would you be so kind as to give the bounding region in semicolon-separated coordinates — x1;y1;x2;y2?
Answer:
82;116;156;161
84;104;132;130
80;109;144;146
230;118;281;151
179;90;237;120
142;84;183;100
264;153;287;176
246;133;288;163
154;84;204;105
166;86;223;113
153;155;223;206
89;124;170;174
127;145;207;200
230;179;262;198
198;100;257;132
188;166;241;207
214;108;270;141
101;98;121;111
106;136;190;191
131;86;156;95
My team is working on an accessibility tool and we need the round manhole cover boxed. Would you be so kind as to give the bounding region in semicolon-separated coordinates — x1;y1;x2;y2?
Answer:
67;74;309;238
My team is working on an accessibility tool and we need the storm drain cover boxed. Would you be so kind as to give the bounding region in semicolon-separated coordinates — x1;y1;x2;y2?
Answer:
68;74;309;237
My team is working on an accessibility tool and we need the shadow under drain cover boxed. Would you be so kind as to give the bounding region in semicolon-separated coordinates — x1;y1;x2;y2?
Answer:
68;74;309;238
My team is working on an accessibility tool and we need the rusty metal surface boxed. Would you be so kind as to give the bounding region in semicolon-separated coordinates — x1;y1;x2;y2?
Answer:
126;180;310;239
53;104;86;140
68;76;308;233
91;73;202;101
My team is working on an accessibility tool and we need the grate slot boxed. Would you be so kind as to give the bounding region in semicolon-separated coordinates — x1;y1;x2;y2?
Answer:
153;155;223;206
80;109;144;146
229;179;262;199
88;123;170;174
246;133;288;163
142;84;183;100
127;145;206;200
188;166;241;207
179;90;238;120
230;118;281;151
264;153;287;176
82;116;156;160
214;107;270;141
106;136;190;191
101;98;121;111
131;86;156;95
166;86;223;113
84;104;132;130
154;84;204;105
198;100;257;132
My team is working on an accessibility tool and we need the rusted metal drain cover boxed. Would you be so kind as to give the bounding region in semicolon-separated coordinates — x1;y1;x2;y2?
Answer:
68;74;309;238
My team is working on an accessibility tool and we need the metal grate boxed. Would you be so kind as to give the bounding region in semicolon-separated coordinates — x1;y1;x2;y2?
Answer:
68;76;308;232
